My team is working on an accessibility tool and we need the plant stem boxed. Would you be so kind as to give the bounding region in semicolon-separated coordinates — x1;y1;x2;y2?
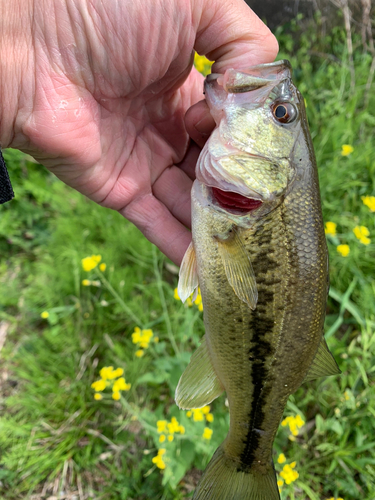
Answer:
152;246;180;357
97;270;141;326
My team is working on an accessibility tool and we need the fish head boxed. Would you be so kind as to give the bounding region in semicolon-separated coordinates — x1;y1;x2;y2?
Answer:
196;60;306;221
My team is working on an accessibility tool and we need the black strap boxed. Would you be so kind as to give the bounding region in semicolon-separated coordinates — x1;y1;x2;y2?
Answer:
0;149;14;204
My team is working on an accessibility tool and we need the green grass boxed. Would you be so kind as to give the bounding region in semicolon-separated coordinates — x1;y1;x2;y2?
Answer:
1;17;375;500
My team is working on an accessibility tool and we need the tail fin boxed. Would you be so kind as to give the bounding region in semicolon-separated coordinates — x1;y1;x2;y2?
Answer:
193;445;280;500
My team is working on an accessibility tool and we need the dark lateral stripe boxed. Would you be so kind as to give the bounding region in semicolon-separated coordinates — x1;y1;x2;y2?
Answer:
239;223;278;467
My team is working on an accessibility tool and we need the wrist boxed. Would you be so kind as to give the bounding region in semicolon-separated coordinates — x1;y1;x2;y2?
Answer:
0;0;34;148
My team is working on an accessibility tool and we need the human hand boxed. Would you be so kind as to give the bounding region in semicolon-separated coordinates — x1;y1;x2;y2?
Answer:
0;0;278;264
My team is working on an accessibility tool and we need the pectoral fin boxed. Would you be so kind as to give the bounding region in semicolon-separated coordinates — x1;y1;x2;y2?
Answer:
175;335;224;410
303;337;341;383
216;228;258;310
177;241;198;303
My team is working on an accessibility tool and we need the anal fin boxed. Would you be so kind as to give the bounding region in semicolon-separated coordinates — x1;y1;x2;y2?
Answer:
175;335;224;410
303;337;341;383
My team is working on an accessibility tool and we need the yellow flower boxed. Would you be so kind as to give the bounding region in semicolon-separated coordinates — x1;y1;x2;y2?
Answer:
277;453;286;464
193;409;204;422
324;222;337;236
112;377;131;392
157;417;185;442
99;366;116;380
280;462;299;485
175;287;204;311
361;195;375;212
152;449;166;470
91;379;106;392
194;289;204;311
132;326;142;344
132;327;154;350
206;413;214;423
281;415;305;436
168;417;180;434
94;393;103;400
341;144;354;156
294;415;305;427
157;420;168;433
40;311;49;319
353;225;371;245
99;263;106;272
82;255;102;271
186;408;207;421
202;427;213;440
337;244;350;257
135;349;144;358
344;390;350;401
353;226;370;239
194;53;213;76
112;391;121;400
82;279;91;286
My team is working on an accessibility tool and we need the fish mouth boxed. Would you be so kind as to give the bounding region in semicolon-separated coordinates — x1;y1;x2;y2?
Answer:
211;187;263;213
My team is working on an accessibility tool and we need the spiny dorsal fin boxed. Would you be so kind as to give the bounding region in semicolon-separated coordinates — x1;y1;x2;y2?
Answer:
177;241;198;303
175;335;224;410
303;337;341;383
216;228;258;310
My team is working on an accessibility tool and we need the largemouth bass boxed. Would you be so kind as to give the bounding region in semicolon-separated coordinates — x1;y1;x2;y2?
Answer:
176;60;340;500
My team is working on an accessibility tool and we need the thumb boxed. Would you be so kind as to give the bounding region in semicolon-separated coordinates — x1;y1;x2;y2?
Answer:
185;1;278;147
194;0;278;72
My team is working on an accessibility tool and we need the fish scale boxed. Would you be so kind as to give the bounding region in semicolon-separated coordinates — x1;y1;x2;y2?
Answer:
176;60;340;500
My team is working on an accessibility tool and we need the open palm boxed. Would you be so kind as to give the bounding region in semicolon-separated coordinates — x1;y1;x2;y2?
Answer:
4;0;277;263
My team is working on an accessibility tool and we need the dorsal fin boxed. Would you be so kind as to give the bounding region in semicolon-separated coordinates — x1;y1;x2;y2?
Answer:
303;337;341;383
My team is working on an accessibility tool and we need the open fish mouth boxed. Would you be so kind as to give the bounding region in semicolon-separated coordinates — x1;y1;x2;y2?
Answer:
211;187;263;213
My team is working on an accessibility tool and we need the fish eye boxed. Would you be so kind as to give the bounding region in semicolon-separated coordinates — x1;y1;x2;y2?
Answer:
271;102;297;124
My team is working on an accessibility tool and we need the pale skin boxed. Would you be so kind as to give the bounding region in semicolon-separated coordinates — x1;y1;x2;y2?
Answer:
0;0;278;264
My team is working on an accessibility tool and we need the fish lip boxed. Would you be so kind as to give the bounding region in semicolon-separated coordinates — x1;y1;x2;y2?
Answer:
206;60;292;92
